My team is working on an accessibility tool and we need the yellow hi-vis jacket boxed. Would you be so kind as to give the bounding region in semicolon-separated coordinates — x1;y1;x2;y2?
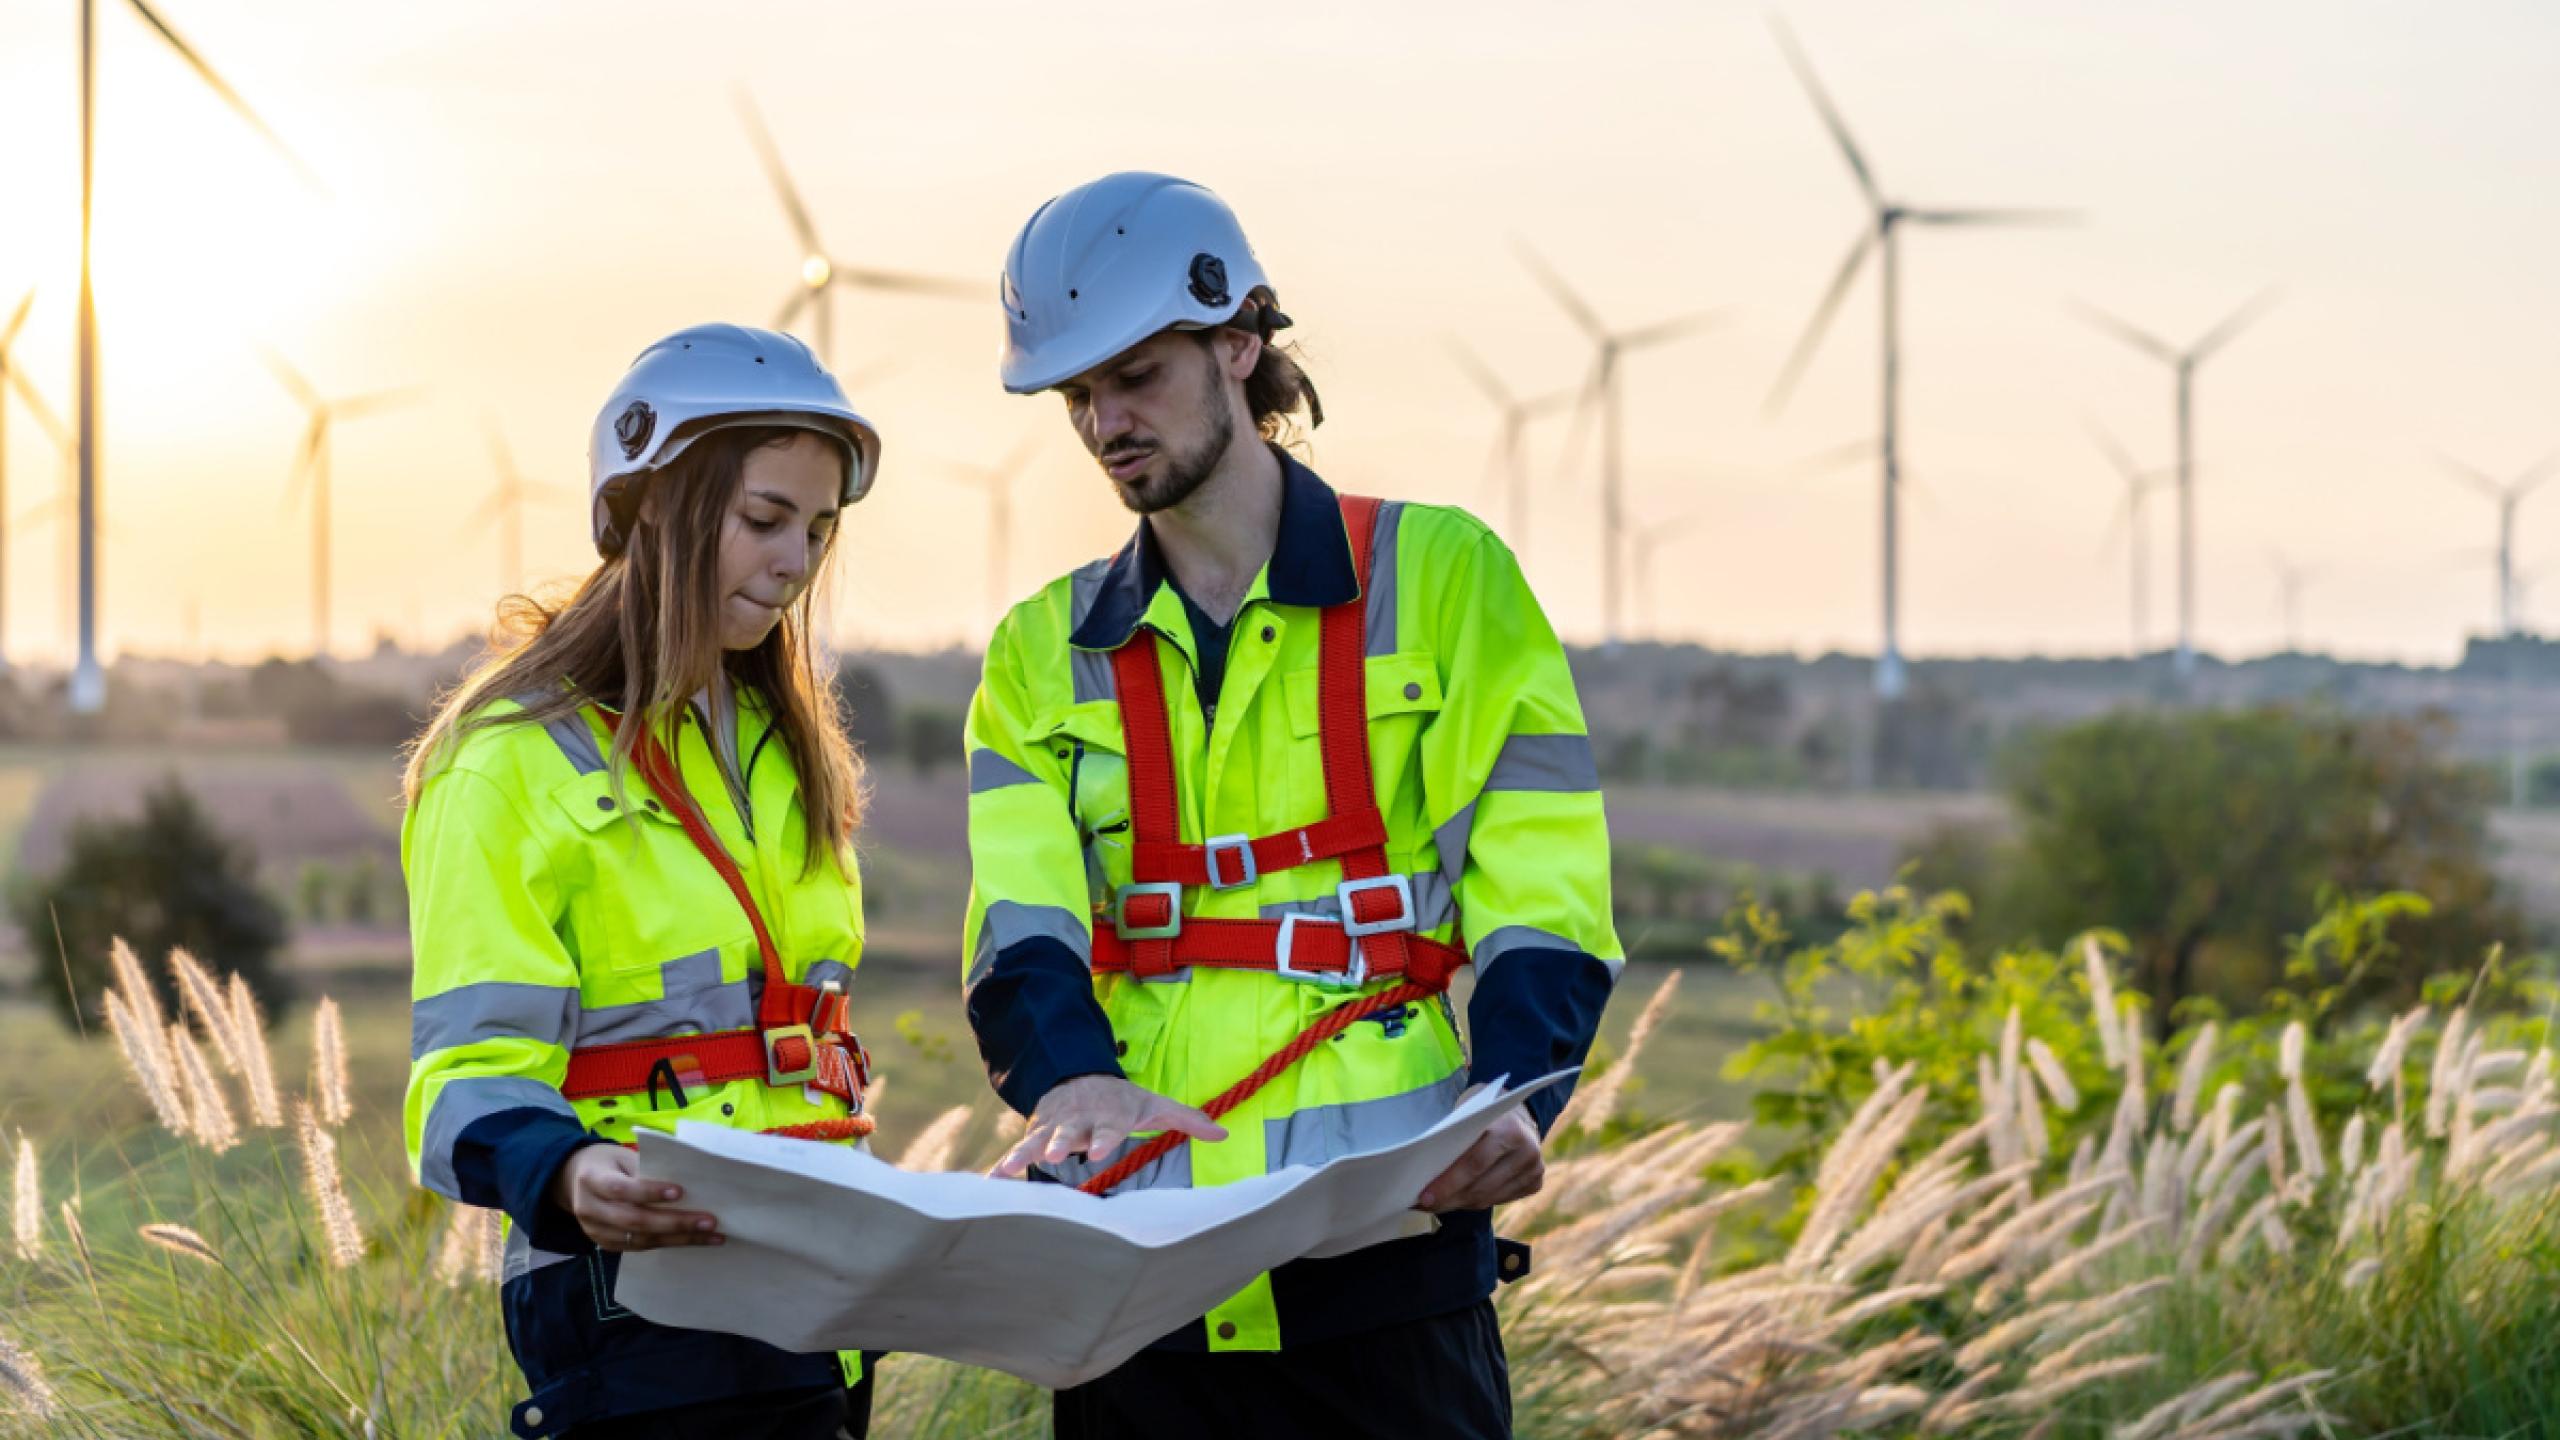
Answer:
402;683;867;1438
962;451;1623;1353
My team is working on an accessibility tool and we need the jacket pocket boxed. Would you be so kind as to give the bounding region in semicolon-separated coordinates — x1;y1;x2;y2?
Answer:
1284;652;1444;738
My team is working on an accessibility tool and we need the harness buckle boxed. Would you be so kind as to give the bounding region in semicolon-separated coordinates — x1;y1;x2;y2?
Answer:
1337;875;1417;938
1113;882;1185;940
1273;912;1366;989
1202;834;1258;890
764;1024;821;1087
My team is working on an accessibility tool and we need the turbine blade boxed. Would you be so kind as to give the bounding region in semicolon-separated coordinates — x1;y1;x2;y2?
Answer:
1444;337;1514;410
1551;364;1605;485
484;417;517;481
122;0;325;193
1786;436;1877;478
456;486;509;537
1766;229;1874;415
282;421;323;508
0;291;32;351
1618;307;1731;352
1511;240;1609;343
2070;301;2179;366
2437;452;2506;502
2084;418;2141;481
1768;17;1883;208
7;370;69;446
259;347;322;410
733;87;826;257
776;285;813;330
1904;207;2078;227
2190;286;2282;362
2509;450;2560;500
996;434;1041;484
828;265;982;300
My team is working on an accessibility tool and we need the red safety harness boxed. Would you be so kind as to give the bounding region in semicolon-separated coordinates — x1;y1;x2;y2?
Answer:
1076;494;1469;1195
558;708;873;1144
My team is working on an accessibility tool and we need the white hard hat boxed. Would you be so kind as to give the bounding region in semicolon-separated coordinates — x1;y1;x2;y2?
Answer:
587;323;881;558
998;172;1289;395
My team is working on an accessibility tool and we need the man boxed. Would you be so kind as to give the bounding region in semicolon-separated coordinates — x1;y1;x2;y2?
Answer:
961;172;1621;1438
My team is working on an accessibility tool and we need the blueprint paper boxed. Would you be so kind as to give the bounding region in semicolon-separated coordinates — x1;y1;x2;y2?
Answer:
615;1072;1568;1389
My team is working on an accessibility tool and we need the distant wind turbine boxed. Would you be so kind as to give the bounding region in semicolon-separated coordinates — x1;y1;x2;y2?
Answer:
1766;17;2073;701
1444;338;1575;565
2087;421;2174;654
461;421;567;596
944;436;1041;635
1;291;39;670
2438;451;2559;637
736;91;977;368
261;351;421;659
2266;548;2320;653
3;356;72;667
1514;242;1724;648
2073;290;2280;682
1631;513;1704;639
68;0;319;712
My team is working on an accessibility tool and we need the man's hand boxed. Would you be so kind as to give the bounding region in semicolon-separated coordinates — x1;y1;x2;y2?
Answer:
548;1144;723;1252
991;1075;1228;1180
1417;1109;1543;1212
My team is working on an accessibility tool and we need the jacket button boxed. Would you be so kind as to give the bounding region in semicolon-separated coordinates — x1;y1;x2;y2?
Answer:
1402;683;1422;701
722;1104;735;1116
523;1408;543;1429
596;796;615;811
1260;626;1275;642
1215;1322;1238;1341
1115;1040;1130;1058
1501;1252;1525;1276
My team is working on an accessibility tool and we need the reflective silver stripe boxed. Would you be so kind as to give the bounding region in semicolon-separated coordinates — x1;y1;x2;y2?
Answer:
1434;803;1476;893
1363;501;1404;657
1264;1071;1466;1171
1069;559;1119;703
1258;870;1455;934
802;958;856;996
502;1221;577;1282
419;1076;578;1199
538;710;607;776
1045;1134;1193;1193
967;901;1091;990
1472;925;1620;979
411;982;579;1061
969;749;1041;794
1486;733;1599;794
574;949;750;1047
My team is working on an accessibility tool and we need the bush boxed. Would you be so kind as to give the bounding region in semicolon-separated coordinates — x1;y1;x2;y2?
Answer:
9;776;290;1031
900;702;966;778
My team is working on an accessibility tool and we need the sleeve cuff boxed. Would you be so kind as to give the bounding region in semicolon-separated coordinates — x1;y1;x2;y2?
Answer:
454;1107;609;1255
1466;946;1620;1137
966;935;1125;1115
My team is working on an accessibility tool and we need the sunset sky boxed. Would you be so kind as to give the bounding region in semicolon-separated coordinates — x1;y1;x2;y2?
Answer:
0;0;2554;669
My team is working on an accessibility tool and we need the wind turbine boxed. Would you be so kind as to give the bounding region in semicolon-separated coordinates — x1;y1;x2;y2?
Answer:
461;421;567;596
1513;242;1724;648
261;352;420;660
944;436;1041;635
2438;451;2559;637
67;0;317;712
736;91;977;368
3;361;72;667
0;292;38;670
2087;421;2175;655
1631;513;1704;639
1765;19;2071;702
2265;548;2319;653
2073;290;2280;683
1445;338;1575;564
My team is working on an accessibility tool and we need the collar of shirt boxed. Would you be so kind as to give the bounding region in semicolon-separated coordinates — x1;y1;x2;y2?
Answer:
1067;446;1363;653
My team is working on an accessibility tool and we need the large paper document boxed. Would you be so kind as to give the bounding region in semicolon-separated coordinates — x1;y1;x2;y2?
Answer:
615;1072;1568;1389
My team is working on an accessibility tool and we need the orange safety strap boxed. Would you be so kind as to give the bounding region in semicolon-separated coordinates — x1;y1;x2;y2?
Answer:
1077;495;1464;1196
559;707;871;1142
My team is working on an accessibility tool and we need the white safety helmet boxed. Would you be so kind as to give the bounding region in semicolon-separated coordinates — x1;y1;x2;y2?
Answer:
998;172;1292;395
587;323;881;558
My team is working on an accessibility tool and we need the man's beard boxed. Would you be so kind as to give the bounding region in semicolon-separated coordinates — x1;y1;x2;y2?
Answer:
1102;366;1237;515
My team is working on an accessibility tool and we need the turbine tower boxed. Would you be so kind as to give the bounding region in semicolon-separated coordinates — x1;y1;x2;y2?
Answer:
2439;451;2559;637
1631;513;1703;639
1766;18;2071;701
1445;338;1574;565
0;292;36;670
261;352;419;660
736;91;977;367
2074;290;2279;683
69;0;316;712
461;421;565;596
1514;242;1723;648
945;436;1041;636
2087;421;2173;655
2266;548;2319;653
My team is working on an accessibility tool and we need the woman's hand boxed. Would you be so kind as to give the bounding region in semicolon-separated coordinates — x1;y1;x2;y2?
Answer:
991;1075;1227;1180
548;1144;724;1252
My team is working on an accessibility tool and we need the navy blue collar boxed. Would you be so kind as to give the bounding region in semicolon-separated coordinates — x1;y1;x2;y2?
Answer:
1069;447;1360;651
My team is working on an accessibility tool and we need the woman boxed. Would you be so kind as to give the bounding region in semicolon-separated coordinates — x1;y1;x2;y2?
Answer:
402;323;884;1439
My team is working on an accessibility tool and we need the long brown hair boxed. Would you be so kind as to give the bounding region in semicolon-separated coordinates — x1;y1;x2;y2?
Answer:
401;426;864;878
